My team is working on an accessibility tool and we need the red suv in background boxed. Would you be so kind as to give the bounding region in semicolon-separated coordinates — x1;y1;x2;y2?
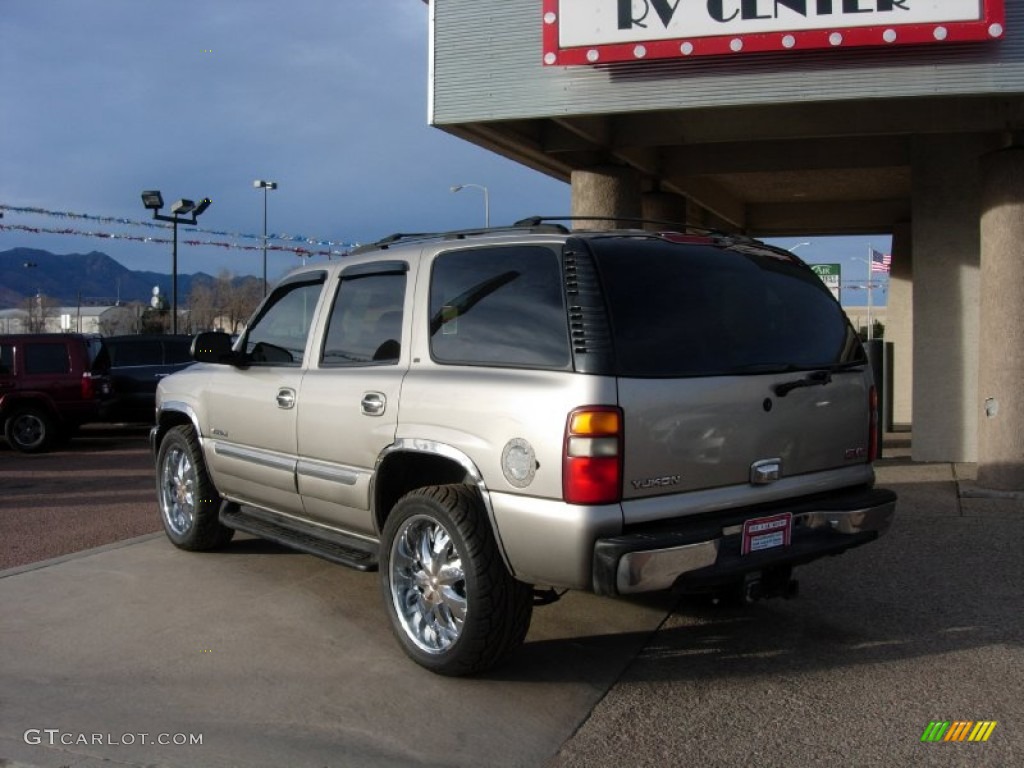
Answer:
0;333;112;453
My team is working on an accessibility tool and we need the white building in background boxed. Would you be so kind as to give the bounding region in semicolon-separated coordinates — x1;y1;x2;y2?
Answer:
0;305;136;335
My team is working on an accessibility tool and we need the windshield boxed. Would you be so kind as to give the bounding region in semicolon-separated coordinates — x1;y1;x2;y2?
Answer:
586;238;865;378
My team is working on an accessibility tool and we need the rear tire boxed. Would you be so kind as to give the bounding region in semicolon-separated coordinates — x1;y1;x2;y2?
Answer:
155;425;234;550
380;484;533;676
5;406;56;453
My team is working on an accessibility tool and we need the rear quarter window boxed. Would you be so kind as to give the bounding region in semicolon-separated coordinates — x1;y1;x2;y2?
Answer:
24;343;71;375
429;245;570;368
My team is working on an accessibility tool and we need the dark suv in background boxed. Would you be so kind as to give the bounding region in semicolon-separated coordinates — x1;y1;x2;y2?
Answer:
0;333;112;452
101;335;193;424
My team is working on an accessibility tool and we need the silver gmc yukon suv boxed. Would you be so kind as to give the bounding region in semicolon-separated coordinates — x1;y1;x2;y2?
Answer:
151;219;896;675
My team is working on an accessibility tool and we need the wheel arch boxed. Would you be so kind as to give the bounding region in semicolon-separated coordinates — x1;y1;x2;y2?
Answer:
152;401;202;452
0;393;60;422
372;439;514;574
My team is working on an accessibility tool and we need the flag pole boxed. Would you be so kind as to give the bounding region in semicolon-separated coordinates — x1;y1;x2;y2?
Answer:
866;245;874;340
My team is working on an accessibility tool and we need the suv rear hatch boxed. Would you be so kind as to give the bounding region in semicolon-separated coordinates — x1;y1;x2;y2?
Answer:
580;235;872;503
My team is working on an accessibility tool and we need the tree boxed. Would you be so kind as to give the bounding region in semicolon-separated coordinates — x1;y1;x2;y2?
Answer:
187;281;218;333
187;271;262;334
24;293;58;333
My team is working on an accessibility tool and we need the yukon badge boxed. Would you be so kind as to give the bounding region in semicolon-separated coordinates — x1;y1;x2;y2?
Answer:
631;474;681;490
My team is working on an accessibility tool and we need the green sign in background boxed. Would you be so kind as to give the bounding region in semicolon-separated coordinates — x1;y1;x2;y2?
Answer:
810;263;841;301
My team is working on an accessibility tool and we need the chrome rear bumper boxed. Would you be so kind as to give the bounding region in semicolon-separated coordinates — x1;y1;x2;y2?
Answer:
594;488;896;596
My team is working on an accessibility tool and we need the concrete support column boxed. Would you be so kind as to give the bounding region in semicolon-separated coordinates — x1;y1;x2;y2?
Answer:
571;166;641;230
977;146;1024;489
888;221;913;427
911;135;984;462
641;191;687;229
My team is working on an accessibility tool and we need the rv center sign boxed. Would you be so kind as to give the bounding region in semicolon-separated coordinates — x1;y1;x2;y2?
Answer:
543;0;1005;65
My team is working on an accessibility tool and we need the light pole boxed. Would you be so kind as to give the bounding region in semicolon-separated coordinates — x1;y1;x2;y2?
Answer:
141;190;212;335
450;183;489;228
254;180;278;295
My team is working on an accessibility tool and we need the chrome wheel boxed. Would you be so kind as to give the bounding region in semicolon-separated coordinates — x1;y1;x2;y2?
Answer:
154;426;232;551
159;442;195;537
389;513;467;654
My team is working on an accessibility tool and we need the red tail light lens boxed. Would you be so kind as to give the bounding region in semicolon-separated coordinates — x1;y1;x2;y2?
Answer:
81;372;95;400
868;386;879;462
563;406;623;505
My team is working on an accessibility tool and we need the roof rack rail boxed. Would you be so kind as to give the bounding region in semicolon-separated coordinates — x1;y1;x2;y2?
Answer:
514;215;766;246
348;222;572;255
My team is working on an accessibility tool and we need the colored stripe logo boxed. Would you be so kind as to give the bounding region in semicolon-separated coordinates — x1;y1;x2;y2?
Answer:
921;721;997;742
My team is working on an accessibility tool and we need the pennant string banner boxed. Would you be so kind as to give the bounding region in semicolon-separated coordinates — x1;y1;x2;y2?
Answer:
0;203;357;251
0;223;342;258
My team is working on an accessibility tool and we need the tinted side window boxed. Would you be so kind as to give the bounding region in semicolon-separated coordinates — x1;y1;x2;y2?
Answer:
589;239;864;377
429;246;570;368
0;344;13;374
25;343;70;375
110;340;162;367
321;273;406;366
164;340;193;364
245;278;325;366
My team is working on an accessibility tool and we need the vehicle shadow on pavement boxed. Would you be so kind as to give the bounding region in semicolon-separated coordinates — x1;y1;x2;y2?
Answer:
489;503;1023;684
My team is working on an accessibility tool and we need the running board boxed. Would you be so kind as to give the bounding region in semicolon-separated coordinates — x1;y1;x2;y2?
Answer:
220;503;379;571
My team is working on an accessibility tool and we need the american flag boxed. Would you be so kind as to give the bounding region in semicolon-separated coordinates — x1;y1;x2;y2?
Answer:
870;248;891;274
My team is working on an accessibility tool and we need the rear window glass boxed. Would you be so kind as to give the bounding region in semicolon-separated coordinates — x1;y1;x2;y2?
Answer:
25;343;70;375
588;238;864;377
429;246;570;368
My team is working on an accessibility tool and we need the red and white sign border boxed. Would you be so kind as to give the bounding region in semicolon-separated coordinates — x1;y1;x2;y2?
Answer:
542;0;1005;66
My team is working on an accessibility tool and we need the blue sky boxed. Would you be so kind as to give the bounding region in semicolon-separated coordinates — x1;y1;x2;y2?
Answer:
0;0;888;304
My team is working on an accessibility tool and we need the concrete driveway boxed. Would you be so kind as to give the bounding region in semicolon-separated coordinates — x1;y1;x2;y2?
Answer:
0;534;673;768
2;435;1021;767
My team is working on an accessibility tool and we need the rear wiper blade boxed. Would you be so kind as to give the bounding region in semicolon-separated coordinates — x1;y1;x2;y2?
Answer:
774;369;833;397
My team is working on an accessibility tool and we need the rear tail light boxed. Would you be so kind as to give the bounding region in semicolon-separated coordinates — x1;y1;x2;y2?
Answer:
563;406;623;505
81;372;95;400
868;386;879;462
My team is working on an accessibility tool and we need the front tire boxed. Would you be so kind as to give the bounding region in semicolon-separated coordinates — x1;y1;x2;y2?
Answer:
380;485;533;676
5;406;56;453
155;425;234;551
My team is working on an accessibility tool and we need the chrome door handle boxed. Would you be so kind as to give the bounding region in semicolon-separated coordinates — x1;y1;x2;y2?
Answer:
361;392;385;416
276;388;296;409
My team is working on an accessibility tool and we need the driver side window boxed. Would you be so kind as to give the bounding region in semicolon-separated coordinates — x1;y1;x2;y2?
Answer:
244;278;324;365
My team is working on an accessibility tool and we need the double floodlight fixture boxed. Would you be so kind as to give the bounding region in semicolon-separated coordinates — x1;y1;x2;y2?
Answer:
254;179;278;191
140;190;212;225
139;188;213;334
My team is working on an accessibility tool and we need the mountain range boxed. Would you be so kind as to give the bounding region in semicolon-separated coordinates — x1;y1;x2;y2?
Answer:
0;247;258;309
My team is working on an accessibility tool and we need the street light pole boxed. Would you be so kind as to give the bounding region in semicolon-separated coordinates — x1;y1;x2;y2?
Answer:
141;191;212;335
254;180;278;296
450;183;490;228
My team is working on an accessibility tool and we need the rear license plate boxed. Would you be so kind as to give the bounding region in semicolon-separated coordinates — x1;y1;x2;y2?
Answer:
741;513;792;555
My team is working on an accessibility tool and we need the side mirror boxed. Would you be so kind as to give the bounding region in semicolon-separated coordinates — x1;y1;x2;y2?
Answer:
191;331;234;363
